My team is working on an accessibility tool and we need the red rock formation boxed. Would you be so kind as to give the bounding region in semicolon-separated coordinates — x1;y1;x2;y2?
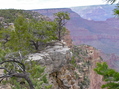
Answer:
63;29;73;48
63;30;106;89
85;46;106;89
35;8;119;57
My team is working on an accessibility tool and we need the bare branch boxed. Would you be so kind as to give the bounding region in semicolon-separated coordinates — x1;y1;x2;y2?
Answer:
0;60;26;72
0;75;11;78
0;67;10;73
0;60;34;89
0;78;4;82
106;0;116;4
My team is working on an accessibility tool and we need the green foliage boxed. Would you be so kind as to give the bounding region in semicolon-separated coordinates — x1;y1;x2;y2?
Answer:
71;46;91;88
114;5;119;17
5;16;31;51
94;62;119;89
45;85;52;89
0;9;36;23
0;10;70;51
29;19;57;50
0;10;58;89
70;56;77;67
26;61;52;89
105;0;119;16
0;15;57;51
54;12;70;21
54;12;70;41
0;10;70;89
0;43;12;61
11;80;22;89
0;9;23;23
1;59;52;89
99;2;119;88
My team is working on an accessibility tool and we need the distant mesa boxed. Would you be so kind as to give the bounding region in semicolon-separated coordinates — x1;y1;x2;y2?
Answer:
71;4;116;21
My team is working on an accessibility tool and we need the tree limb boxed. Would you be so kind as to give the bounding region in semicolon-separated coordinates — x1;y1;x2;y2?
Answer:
0;60;25;72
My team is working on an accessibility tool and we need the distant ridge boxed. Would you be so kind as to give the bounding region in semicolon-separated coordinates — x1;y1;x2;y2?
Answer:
32;8;74;19
33;7;119;56
71;4;116;8
33;8;69;10
71;4;116;21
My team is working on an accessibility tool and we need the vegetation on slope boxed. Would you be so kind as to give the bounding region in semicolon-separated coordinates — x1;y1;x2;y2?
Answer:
0;9;70;89
71;45;91;89
0;9;42;23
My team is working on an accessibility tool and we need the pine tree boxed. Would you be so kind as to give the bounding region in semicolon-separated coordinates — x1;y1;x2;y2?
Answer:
29;19;57;50
0;13;57;89
54;12;70;41
0;16;57;51
94;62;119;89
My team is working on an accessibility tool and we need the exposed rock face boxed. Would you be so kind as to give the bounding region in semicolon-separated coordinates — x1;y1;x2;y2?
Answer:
0;41;106;89
85;46;105;89
28;41;80;89
70;45;106;89
63;30;106;89
29;41;105;89
28;41;72;73
34;8;119;58
49;65;79;89
63;29;73;48
34;8;119;73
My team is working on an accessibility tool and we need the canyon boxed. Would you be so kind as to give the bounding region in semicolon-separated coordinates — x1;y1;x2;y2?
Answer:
1;5;119;89
33;5;119;71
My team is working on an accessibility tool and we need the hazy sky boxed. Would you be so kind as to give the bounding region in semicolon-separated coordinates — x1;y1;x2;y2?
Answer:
0;0;111;10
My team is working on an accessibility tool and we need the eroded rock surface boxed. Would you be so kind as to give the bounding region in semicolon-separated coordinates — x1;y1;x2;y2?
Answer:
28;41;72;73
0;41;105;89
28;42;105;89
28;41;80;89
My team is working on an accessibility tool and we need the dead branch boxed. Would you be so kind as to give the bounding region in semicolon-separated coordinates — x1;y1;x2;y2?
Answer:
0;60;34;89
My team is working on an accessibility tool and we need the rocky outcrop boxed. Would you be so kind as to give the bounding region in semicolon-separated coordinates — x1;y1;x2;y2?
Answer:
71;45;103;89
0;40;106;89
28;40;104;89
28;40;105;89
71;45;105;89
85;46;105;89
49;65;79;89
34;8;119;56
28;41;72;73
28;41;80;89
63;29;73;48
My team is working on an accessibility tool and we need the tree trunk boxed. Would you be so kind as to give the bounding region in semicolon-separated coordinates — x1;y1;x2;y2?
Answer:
24;73;34;89
30;40;39;50
12;72;35;89
58;29;61;41
34;41;39;50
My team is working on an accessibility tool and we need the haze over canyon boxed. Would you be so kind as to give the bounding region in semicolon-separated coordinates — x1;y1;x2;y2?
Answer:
33;4;119;71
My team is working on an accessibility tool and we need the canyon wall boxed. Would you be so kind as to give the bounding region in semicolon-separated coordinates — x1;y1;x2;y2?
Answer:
63;30;106;89
34;8;119;69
